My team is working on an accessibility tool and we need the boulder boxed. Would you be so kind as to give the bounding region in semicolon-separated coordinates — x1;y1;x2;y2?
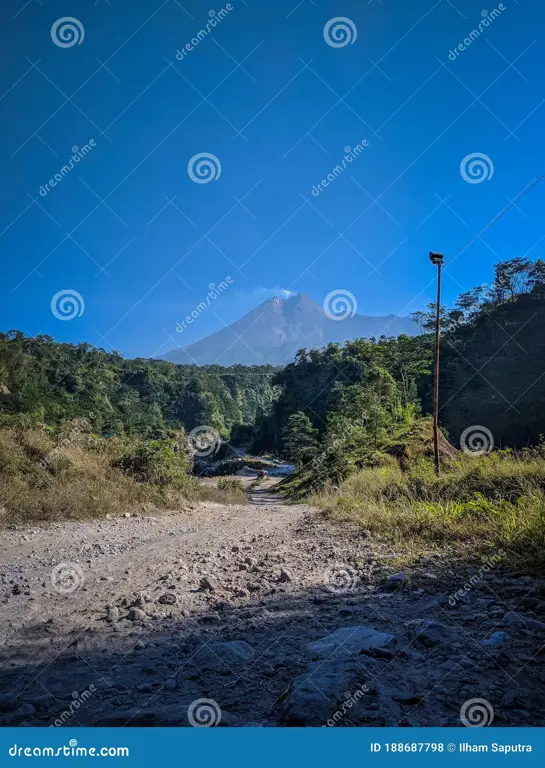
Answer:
308;626;395;659
406;618;457;646
280;659;370;726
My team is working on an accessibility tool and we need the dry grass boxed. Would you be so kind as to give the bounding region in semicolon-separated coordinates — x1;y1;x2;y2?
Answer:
311;454;545;571
0;427;231;526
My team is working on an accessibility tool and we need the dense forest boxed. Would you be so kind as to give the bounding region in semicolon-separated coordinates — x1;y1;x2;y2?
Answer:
252;257;545;474
0;335;275;441
1;257;544;464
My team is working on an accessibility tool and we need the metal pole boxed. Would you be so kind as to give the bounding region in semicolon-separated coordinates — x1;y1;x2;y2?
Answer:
432;259;442;476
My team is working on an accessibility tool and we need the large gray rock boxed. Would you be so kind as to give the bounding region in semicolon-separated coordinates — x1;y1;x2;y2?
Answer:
193;640;256;673
406;618;457;646
281;659;372;726
308;626;395;659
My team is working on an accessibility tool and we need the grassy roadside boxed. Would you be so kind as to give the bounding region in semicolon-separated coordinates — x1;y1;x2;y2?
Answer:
309;453;545;571
0;426;240;526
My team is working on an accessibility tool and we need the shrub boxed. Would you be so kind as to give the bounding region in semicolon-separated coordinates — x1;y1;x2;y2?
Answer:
0;427;199;526
217;477;246;495
111;439;191;488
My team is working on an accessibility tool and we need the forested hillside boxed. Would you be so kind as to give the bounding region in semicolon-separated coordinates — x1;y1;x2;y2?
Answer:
0;333;275;440
251;257;545;477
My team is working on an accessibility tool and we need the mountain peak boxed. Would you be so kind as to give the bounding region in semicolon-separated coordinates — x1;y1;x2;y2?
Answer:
162;293;418;366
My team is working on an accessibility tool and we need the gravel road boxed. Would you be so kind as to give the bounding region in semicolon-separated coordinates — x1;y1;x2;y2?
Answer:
1;483;544;727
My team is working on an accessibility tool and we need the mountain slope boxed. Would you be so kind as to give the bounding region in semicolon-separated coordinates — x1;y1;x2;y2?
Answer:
163;294;418;366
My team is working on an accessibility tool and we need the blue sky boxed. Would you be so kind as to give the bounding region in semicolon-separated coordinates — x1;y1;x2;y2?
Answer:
1;0;544;358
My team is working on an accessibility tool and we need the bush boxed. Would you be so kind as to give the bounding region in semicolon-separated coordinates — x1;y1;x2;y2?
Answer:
0;427;199;526
111;439;192;488
217;477;246;496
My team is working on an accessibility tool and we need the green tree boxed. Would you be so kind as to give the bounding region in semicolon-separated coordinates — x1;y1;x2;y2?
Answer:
282;411;318;466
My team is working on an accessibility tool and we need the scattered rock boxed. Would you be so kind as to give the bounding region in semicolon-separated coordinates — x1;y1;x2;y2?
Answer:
106;606;119;623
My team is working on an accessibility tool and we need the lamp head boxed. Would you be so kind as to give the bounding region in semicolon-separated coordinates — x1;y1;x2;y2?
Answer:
429;251;444;266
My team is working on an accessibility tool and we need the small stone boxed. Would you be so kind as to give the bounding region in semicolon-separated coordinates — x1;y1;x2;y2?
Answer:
124;512;131;519
278;569;292;583
392;693;424;705
481;631;509;648
0;695;15;713
106;606;119;623
158;593;177;605
386;572;406;590
199;576;217;592
128;607;148;621
165;678;177;691
194;640;256;672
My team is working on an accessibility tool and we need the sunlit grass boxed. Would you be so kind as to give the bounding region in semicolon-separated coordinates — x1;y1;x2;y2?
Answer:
311;454;545;571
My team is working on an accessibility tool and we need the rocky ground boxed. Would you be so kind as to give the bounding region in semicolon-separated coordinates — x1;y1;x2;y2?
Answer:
0;479;544;728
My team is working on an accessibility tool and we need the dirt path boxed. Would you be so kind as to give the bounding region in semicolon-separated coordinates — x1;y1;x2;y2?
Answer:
1;484;544;727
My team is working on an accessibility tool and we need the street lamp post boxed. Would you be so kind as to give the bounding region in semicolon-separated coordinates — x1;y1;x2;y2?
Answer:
429;251;444;476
